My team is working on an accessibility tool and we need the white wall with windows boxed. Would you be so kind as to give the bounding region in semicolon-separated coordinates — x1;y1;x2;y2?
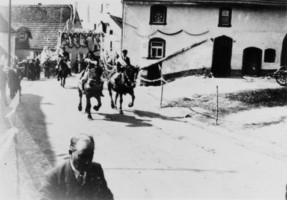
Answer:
122;3;287;74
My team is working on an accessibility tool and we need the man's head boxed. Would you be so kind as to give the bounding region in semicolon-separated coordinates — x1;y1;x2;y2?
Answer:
122;49;128;57
69;133;95;173
62;46;66;51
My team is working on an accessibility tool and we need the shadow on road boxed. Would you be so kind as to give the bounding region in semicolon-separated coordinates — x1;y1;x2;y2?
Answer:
16;94;55;188
65;86;78;90
97;109;184;127
97;113;153;127
132;109;184;121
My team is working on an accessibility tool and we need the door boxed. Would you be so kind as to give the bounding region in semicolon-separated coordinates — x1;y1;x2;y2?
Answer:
242;47;262;76
281;34;287;66
211;36;233;77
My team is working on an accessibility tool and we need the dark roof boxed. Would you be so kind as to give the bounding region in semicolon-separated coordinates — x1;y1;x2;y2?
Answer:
0;4;73;49
122;0;287;7
0;12;15;32
109;15;123;28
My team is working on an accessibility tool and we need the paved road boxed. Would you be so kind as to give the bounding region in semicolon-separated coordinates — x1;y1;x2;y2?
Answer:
2;75;287;199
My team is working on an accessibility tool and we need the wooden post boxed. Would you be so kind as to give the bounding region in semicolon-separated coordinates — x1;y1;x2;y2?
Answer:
14;132;20;200
216;85;219;125
159;63;164;108
8;0;11;68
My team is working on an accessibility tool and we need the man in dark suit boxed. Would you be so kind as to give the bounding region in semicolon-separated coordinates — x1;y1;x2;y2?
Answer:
39;134;113;200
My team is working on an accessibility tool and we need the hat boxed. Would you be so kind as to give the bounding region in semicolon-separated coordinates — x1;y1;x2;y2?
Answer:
122;49;128;53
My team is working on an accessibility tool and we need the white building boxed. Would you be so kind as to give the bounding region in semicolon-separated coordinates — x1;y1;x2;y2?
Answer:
122;0;287;81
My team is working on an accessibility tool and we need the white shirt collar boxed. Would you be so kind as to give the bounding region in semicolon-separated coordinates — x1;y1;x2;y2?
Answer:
69;159;86;179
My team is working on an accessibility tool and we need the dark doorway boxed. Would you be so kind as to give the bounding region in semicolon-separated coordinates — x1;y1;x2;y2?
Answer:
281;34;287;66
146;64;161;86
211;35;233;77
242;47;262;76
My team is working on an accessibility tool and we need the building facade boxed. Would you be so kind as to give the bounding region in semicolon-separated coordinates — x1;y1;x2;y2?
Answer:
122;0;287;78
0;4;73;60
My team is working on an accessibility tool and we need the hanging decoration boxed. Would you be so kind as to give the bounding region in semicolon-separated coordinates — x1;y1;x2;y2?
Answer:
135;29;209;38
60;31;102;50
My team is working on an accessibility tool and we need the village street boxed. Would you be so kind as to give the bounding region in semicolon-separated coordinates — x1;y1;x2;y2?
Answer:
1;74;287;200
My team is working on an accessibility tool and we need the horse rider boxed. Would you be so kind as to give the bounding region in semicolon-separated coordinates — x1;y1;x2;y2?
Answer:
58;46;72;76
80;58;104;97
86;50;98;61
115;49;131;84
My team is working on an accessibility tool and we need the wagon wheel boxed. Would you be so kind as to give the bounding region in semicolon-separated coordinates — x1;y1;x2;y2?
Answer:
275;71;287;86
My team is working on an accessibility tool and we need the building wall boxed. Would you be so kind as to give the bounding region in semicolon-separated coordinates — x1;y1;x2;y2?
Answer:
0;32;16;58
99;19;122;58
122;3;287;74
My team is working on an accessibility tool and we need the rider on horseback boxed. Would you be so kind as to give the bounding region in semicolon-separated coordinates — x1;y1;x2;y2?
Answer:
58;46;72;76
80;57;104;97
115;49;131;85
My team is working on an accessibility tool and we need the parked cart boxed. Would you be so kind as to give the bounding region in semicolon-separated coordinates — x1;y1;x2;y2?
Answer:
273;66;287;86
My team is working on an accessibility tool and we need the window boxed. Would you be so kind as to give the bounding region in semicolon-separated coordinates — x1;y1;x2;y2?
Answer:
109;30;113;35
148;38;165;59
110;41;113;51
35;51;41;57
218;7;232;27
19;32;26;41
264;49;276;63
150;5;167;25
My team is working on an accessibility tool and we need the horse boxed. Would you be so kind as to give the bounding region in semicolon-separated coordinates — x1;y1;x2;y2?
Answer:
57;58;70;87
78;61;104;120
107;65;140;114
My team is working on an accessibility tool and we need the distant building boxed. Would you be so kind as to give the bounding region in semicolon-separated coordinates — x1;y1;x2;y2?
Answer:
122;0;287;81
0;4;74;60
97;14;122;58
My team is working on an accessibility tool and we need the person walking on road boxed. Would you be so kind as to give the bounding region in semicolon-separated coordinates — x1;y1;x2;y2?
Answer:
39;133;113;200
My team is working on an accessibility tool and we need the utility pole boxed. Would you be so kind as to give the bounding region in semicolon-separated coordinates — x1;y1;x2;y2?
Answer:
8;0;11;68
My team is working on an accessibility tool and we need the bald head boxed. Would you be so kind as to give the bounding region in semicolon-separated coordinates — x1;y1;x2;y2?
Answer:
69;134;95;173
69;134;94;154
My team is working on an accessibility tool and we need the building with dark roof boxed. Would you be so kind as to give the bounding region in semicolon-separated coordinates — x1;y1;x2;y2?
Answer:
0;4;76;60
122;0;287;82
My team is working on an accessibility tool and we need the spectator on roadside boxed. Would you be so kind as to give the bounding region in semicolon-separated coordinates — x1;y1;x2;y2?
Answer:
39;133;113;200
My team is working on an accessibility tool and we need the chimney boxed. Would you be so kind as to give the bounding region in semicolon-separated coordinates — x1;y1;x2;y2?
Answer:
94;24;96;30
101;4;103;13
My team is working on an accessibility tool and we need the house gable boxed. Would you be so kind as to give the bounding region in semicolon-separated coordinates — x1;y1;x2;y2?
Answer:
0;4;74;50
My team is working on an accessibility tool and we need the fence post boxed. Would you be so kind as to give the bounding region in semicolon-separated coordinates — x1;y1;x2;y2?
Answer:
216;85;219;125
159;63;164;108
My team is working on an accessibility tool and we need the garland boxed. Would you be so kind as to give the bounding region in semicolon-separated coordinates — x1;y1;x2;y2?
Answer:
60;32;102;50
135;29;209;38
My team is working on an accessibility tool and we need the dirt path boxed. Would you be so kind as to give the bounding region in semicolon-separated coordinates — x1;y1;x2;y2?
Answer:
2;75;287;199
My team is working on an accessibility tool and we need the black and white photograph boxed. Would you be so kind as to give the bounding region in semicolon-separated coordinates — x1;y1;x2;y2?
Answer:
0;0;287;199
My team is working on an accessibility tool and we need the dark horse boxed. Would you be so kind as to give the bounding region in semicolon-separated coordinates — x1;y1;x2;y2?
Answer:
107;65;140;114
57;58;70;87
78;63;104;120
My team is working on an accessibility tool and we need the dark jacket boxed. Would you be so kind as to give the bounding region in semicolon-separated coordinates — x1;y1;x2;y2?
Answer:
39;160;113;200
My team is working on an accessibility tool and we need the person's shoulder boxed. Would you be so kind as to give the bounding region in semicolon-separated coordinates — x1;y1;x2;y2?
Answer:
90;162;104;170
45;161;69;177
